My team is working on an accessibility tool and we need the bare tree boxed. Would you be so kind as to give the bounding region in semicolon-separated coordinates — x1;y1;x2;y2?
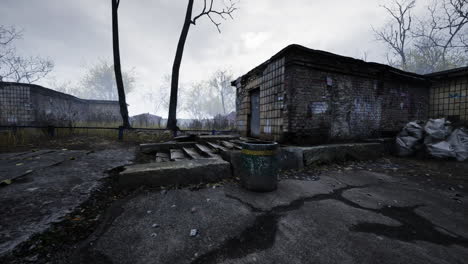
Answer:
111;0;131;128
373;0;416;70
209;69;235;115
412;0;468;70
0;25;53;83
77;60;136;100
166;0;237;131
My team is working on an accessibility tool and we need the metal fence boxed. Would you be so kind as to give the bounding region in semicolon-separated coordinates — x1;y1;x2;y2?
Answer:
0;125;236;141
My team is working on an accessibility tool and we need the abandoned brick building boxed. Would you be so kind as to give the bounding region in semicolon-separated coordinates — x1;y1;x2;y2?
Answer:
232;44;468;143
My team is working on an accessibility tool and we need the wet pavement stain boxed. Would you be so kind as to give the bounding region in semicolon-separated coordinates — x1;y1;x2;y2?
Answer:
350;205;468;247
193;184;468;263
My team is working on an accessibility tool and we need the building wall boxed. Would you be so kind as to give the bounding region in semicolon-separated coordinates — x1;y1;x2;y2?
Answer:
429;75;468;125
285;65;429;143
235;52;429;144
0;82;121;126
235;57;286;141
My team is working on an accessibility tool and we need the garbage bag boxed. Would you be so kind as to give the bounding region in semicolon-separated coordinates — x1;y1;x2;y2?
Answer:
399;121;424;139
424;118;452;140
396;121;424;156
447;128;468;161
426;141;456;159
396;136;420;156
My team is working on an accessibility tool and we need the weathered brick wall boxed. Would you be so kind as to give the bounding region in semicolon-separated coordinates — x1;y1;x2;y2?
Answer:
234;45;430;144
285;64;429;143
0;82;121;126
429;75;468;125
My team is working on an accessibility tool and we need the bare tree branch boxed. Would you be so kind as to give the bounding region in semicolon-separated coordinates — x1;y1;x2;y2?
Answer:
0;25;53;83
191;0;237;33
373;0;416;69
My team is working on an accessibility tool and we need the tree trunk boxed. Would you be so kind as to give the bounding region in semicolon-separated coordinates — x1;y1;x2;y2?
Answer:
167;0;194;131
221;91;226;115
112;0;131;128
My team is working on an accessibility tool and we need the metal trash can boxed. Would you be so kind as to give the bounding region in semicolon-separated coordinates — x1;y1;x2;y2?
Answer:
240;141;279;192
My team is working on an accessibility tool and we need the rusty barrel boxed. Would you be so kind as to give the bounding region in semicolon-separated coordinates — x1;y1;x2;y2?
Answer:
240;141;279;192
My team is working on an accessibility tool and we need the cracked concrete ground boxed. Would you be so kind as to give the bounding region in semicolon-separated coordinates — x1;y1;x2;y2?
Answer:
0;147;135;257
59;164;467;264
1;149;467;264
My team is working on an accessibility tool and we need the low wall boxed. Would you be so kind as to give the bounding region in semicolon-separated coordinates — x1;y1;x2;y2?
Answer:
0;82;121;126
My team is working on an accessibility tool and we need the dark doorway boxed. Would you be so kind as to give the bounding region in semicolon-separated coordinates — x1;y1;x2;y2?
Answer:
249;89;260;137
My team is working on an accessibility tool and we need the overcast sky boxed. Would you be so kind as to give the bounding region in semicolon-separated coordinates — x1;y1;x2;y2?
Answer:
1;0;432;117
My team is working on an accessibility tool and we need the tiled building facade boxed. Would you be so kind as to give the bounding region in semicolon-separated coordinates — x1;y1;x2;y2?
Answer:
427;67;468;126
233;44;463;144
0;82;122;126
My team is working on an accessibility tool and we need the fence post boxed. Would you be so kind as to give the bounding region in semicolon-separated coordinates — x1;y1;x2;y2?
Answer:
47;126;55;138
118;126;124;141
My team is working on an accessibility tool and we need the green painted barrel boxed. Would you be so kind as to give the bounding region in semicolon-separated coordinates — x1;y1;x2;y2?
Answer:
240;141;279;192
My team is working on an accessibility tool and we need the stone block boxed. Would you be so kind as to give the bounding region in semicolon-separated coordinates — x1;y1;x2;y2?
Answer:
118;159;231;188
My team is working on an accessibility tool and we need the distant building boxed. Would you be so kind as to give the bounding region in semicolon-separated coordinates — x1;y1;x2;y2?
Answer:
130;113;162;128
232;44;468;143
0;82;121;126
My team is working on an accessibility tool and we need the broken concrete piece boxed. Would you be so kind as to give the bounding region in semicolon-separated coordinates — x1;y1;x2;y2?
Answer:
118;159;231;188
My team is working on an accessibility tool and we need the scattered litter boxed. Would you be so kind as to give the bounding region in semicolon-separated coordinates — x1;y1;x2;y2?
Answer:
206;198;211;202
191;207;197;213
151;233;157;237
147;210;152;214
26;187;39;192
458;185;464;189
161;189;167;195
194;252;199;257
1;179;12;185
16;163;24;166
397;119;468;161
171;204;176;208
449;187;456;191
152;223;160;228
190;229;198;237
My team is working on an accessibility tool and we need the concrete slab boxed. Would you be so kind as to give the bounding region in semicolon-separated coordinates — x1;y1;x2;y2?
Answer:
75;188;256;264
118;159;232;188
140;142;197;154
302;142;385;166
0;149;87;182
224;178;345;211
64;166;468;264
0;147;135;257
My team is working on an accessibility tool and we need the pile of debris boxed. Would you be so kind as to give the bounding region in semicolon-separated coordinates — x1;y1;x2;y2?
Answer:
396;118;468;161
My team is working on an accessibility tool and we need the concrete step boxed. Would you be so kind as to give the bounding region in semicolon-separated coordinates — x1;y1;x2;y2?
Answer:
195;144;221;158
155;152;170;163
118;159;232;188
140;142;196;154
220;140;235;149
170;149;188;161
182;147;204;159
206;142;228;152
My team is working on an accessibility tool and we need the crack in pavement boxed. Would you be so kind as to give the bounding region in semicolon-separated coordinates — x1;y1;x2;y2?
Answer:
193;183;468;264
191;185;363;264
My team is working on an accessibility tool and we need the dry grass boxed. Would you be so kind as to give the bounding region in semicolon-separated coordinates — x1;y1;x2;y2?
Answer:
0;125;173;150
